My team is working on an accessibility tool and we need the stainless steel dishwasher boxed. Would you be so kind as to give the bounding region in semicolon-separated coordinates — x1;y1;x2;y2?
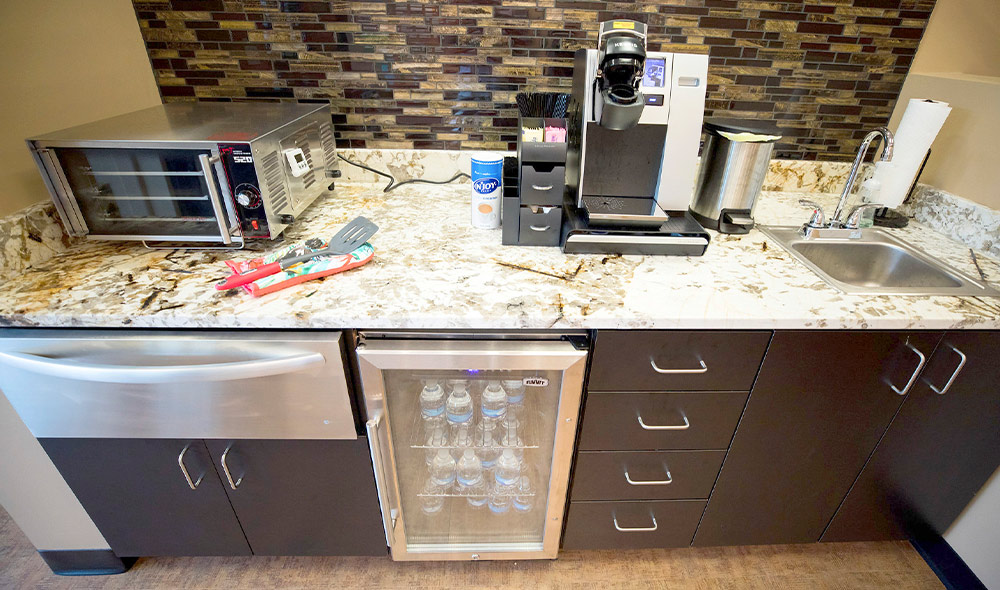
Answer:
0;329;370;571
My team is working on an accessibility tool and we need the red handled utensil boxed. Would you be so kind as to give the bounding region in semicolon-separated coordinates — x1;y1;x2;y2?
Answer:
216;216;378;291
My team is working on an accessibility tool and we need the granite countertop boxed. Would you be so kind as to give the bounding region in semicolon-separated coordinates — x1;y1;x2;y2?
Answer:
1;180;999;330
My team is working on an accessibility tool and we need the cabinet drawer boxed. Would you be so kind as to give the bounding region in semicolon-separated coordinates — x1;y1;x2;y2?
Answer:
572;450;725;501
579;392;748;451
562;500;705;549
520;164;565;206
589;330;770;392
518;205;562;246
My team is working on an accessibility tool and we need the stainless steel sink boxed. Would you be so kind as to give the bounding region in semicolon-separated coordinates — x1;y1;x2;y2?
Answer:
759;226;1000;296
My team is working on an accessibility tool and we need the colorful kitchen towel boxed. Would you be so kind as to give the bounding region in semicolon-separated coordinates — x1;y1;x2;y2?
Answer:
222;242;374;297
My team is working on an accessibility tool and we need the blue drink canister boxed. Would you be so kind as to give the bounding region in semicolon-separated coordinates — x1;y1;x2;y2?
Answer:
470;153;503;229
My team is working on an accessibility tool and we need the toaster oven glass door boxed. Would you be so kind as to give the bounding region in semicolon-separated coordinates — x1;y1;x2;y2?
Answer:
53;147;236;242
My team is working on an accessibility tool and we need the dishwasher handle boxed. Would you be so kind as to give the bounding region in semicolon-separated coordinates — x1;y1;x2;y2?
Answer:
0;351;325;384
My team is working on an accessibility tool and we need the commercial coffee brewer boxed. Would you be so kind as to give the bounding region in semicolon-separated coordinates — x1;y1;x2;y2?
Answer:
562;20;711;255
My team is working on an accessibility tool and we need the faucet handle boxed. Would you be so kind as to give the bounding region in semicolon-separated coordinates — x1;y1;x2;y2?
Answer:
799;199;827;228
843;203;884;230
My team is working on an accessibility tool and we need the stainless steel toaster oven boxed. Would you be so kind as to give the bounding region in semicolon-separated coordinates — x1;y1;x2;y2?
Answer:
27;102;339;245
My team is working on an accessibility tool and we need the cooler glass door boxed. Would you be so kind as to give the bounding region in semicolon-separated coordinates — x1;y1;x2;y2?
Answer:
358;338;586;560
51;147;235;242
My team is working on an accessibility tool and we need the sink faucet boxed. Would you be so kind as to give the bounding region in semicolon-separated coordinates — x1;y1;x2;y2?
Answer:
798;127;894;238
832;127;894;223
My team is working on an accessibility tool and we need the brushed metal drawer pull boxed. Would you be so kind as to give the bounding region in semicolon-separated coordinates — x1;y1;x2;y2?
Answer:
530;184;553;191
624;467;673;486
220;443;243;490
637;413;690;431
177;443;204;490
529;224;551;232
649;357;708;374
889;342;926;396
613;514;658;533
928;344;967;395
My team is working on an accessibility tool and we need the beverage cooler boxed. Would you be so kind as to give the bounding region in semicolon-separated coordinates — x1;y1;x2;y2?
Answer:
357;332;588;560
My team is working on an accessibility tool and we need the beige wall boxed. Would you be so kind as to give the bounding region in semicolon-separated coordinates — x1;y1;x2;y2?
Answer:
946;467;1000;589
889;0;1000;209
0;0;161;217
909;0;1000;77
889;73;1000;209
0;392;109;551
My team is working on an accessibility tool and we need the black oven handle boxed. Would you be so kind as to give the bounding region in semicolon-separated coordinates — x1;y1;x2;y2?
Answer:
199;153;233;245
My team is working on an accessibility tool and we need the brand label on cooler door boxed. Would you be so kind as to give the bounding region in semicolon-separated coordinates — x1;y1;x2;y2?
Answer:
523;377;549;387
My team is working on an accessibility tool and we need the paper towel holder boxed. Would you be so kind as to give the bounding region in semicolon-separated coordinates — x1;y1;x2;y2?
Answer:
873;148;931;229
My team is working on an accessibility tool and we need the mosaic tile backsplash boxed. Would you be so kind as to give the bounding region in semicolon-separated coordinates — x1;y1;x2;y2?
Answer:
133;0;934;160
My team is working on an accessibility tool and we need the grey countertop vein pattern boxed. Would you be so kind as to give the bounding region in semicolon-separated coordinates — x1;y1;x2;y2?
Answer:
0;180;998;330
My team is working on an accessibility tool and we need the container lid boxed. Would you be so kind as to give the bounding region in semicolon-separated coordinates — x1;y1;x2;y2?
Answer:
471;152;504;164
704;118;782;142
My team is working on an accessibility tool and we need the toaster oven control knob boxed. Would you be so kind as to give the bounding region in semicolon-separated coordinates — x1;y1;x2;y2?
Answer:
234;184;262;209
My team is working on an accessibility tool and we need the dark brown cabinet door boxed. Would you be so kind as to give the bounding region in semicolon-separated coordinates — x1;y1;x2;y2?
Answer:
693;331;943;547
205;438;387;556
822;331;1000;542
39;438;251;557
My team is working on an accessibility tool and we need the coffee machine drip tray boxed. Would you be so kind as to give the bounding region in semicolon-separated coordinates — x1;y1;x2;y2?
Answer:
562;207;710;256
581;196;669;227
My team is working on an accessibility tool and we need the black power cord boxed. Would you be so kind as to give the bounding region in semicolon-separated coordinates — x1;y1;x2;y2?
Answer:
337;154;470;193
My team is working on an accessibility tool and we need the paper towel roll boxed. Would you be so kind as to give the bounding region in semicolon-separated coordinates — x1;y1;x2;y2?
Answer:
871;98;951;208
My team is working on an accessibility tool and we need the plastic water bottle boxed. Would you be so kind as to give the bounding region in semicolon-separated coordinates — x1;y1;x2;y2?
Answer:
419;380;446;422
466;479;488;509
457;450;487;509
481;380;507;424
489;480;514;514
457;449;484;487
429;449;456;487
500;419;525;465
451;423;474;458
446;382;473;425
477;422;500;469
500;416;523;448
420;479;446;515
513;475;534;513
446;378;469;392
495;449;520;486
503;379;525;403
504;379;526;417
424;424;448;465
